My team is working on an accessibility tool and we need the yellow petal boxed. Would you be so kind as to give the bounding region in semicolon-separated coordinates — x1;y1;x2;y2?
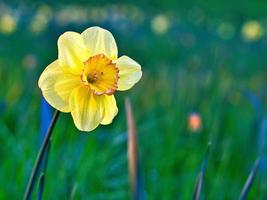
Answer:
81;26;118;60
38;60;81;112
58;31;90;74
116;56;142;91
101;95;118;125
69;86;104;131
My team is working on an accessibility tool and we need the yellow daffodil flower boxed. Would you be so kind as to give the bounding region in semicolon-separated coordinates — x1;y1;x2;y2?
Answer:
241;20;264;42
38;26;142;131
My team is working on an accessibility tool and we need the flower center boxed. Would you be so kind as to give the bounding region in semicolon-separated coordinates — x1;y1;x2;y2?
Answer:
86;72;100;83
82;54;119;95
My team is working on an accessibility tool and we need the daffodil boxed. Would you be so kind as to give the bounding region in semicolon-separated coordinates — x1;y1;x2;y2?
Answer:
38;27;142;131
241;20;264;42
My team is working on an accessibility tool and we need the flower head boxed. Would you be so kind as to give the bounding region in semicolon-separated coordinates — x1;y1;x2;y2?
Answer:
38;27;142;131
0;14;17;34
151;14;170;35
241;20;264;42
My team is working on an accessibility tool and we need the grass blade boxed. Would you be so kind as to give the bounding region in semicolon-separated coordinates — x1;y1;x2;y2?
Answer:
125;98;145;200
239;158;261;200
37;139;52;200
193;142;211;200
70;183;78;200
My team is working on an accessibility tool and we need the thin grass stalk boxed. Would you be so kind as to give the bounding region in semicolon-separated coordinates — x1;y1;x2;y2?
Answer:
239;158;261;200
23;110;60;200
37;174;45;200
125;98;145;200
70;183;78;200
37;139;51;200
125;98;138;198
193;142;211;200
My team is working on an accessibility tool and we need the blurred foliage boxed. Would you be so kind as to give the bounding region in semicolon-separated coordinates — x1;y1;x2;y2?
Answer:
0;1;267;199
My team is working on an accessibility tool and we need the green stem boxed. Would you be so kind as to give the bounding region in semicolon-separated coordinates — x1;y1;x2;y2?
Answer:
23;110;60;200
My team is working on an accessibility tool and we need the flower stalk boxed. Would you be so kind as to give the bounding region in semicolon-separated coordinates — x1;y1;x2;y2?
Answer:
23;110;60;200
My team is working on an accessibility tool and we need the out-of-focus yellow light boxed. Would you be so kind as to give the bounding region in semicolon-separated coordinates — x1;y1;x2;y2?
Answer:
241;20;264;42
30;5;52;33
0;14;16;34
151;14;170;35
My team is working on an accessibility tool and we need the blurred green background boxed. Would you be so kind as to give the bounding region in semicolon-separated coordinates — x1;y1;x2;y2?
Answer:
0;0;267;199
